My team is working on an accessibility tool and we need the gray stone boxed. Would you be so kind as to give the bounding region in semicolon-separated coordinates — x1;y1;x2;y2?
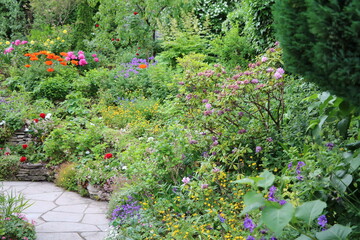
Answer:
81;231;108;240
55;191;92;205
53;204;89;213
42;211;84;222
23;200;56;213
82;213;110;225
36;233;83;240
36;222;100;232
26;191;63;201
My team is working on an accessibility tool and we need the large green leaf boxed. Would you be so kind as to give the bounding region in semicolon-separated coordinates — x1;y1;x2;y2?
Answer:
241;191;265;215
315;224;352;240
295;235;312;240
257;170;275;189
261;202;295;235
295;200;326;225
330;171;353;193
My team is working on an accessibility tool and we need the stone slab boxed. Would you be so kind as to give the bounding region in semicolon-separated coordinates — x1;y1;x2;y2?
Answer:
42;211;83;222
23;200;56;213
55;191;92;205
53;204;89;213
36;233;83;240
36;222;100;232
82;213;110;225
81;231;108;240
26;191;63;201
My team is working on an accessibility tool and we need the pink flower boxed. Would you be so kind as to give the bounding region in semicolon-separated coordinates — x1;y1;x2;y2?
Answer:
205;103;212;110
212;168;220;173
182;177;190;185
201;184;209;189
276;68;285;74
65;57;71;61
78;54;85;59
79;59;88;66
14;39;21;45
91;54;97;57
273;72;282;79
78;51;84;55
93;57;99;62
21;40;28;45
261;56;268;62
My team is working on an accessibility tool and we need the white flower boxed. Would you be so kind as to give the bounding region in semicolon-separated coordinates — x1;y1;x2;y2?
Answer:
45;113;52;119
122;166;127;170
85;151;90;155
0;120;6;125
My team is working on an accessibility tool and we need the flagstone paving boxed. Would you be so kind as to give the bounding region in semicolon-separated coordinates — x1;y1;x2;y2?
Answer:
1;181;110;240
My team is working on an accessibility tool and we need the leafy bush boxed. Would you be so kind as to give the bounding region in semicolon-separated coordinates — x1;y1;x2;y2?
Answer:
273;0;360;107
55;162;78;191
33;75;72;102
0;154;20;180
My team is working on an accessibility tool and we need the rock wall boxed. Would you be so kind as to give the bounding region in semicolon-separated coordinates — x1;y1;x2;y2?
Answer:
16;163;50;181
7;127;32;145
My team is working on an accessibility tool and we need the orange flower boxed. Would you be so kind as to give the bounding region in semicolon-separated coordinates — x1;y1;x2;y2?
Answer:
39;51;48;55
57;58;64;62
45;61;53;65
60;52;68;56
138;64;147;69
47;68;54;72
25;64;31;68
46;54;55;59
24;53;31;57
60;61;67;66
30;57;39;61
71;60;79;65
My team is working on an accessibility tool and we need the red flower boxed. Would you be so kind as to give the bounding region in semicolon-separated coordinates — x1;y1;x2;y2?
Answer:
116;38;120;41
104;153;113;159
4;152;10;156
33;118;39;123
134;12;138;15
95;24;99;27
138;47;141;49
22;144;28;149
20;156;27;162
111;38;115;41
136;53;139;56
39;113;46;119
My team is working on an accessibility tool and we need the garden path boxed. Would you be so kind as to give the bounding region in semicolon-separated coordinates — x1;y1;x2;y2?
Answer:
2;181;109;240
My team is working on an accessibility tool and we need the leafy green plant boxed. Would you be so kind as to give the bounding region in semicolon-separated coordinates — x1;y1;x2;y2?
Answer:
0;154;20;180
55;162;79;191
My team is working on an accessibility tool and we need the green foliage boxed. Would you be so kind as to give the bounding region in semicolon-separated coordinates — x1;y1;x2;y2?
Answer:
0;155;20;180
0;0;30;39
55;162;79;191
210;25;256;68
273;0;360;107
72;2;96;50
0;214;36;240
33;75;72;102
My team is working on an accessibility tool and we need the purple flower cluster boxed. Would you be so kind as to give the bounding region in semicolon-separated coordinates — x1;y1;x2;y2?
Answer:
296;161;306;180
325;142;335;150
111;196;142;224
115;57;156;78
268;186;287;205
243;215;256;232
318;215;327;230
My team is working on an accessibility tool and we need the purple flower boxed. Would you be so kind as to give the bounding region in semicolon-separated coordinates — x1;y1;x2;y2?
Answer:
202;99;209;103
212;140;219;146
278;200;287;205
205;103;212;109
261;56;268;62
238;112;244;117
246;236;256;240
217;110;225;116
255;146;262;153
266;137;273;142
178;81;185;85
182;177;190;185
238;129;247;134
266;67;274;72
218;214;226;223
201;184;209;189
244;215;256;232
274;72;283;79
212;167;220;173
325;142;334;150
202;151;209;158
189;140;198;144
288;162;293;169
276;68;285;74
251;79;259;84
268;186;277;202
318;215;327;228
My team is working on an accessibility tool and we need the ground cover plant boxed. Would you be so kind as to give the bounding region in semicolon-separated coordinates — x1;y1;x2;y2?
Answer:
0;1;359;239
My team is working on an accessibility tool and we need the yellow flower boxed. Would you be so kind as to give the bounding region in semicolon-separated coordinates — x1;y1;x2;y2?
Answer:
30;40;35;44
63;30;67;34
0;42;2;45
46;39;50;42
61;40;65;42
5;41;10;44
50;41;54;44
56;37;61;40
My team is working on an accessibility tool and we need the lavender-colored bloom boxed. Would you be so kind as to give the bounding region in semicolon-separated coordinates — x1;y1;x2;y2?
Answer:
288;162;293;169
270;237;278;240
261;56;268;62
203;110;212;116
274;72;283;79
218;110;225;116
266;137;273;142
212;140;219;146
205;103;212;110
269;48;275;52
244;215;256;232
266;67;274;72
238;112;244;117
202;99;209;103
200;132;207;135
212;136;218;141
255;146;262;153
238;129;247;134
201;184;209;189
278;200;287;205
212;167;220;173
251;79;259;84
182;177;190;185
268;186;277;202
218;214;226;223
246;236;255;240
318;215;327;228
325;142;334;150
189;140;198;144
276;68;285;74
111;196;142;223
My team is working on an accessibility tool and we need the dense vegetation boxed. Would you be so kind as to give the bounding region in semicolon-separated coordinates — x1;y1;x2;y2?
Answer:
0;0;359;239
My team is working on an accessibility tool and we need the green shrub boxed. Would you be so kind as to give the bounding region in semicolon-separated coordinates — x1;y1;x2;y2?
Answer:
0;155;20;180
273;0;360;107
55;162;78;191
0;0;30;39
33;75;72;102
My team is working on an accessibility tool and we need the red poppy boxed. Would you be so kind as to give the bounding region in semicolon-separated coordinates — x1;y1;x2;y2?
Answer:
136;53;139;56
116;39;120;41
134;12;138;15
33;118;39;123
39;113;46;119
4;152;10;156
20;156;27;162
111;38;115;41
95;24;99;27
22;144;28;149
25;64;31;68
47;68;54;72
104;153;113;159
